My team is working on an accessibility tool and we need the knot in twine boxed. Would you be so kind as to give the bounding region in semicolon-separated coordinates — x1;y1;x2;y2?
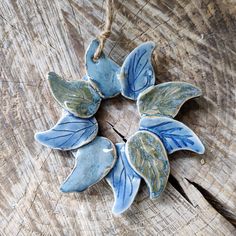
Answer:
93;0;114;61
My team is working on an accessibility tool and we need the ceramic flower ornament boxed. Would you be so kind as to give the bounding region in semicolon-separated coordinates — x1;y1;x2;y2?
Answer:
35;39;205;215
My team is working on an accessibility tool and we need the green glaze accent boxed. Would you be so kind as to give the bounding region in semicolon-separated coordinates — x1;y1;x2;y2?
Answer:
137;82;202;118
48;72;101;118
125;130;170;199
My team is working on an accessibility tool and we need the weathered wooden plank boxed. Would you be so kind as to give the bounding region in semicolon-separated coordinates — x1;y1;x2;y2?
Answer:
0;0;235;235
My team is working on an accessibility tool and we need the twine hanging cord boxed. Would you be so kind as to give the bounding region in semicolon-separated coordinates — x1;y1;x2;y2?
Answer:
93;0;114;61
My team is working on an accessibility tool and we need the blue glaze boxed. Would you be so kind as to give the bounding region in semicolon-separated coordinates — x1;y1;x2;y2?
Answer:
140;116;205;154
106;143;141;215
82;75;89;81
35;113;98;150
119;42;155;100
60;136;117;193
85;39;121;98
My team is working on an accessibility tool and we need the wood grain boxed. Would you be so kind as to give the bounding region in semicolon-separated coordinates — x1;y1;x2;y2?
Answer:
0;0;235;235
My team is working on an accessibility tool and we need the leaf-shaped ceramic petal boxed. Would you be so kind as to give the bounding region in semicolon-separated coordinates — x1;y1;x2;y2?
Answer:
119;42;155;100
137;82;202;117
60;136;117;193
35;113;98;150
126;131;170;199
140;116;205;154
85;39;121;98
48;72;101;118
106;143;141;214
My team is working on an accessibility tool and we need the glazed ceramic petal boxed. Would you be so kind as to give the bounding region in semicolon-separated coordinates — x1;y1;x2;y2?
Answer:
137;82;202;117
35;113;98;150
106;143;141;215
119;42;155;100
48;72;101;118
140;116;205;154
126;131;170;199
60;136;117;193
85;39;121;98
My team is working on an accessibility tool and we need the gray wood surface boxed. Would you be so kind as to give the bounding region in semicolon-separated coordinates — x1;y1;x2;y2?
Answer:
0;0;235;235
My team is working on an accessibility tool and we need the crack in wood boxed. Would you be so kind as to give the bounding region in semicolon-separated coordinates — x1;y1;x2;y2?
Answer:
185;178;236;227
168;174;192;205
106;121;127;142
